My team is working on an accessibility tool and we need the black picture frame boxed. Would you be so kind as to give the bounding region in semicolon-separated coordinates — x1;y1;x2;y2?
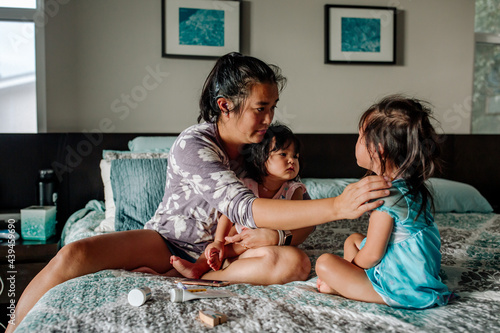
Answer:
162;0;240;59
325;5;397;64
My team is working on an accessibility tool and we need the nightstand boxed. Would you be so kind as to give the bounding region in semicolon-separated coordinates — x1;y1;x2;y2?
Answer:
0;236;60;328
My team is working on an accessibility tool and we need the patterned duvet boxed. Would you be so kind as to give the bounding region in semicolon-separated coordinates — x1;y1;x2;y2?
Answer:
15;201;500;332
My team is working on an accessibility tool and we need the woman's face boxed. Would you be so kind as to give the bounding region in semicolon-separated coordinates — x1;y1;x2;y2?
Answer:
231;83;279;145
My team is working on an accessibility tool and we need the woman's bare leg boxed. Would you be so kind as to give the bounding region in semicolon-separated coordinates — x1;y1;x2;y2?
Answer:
202;246;311;285
315;253;385;304
6;229;171;332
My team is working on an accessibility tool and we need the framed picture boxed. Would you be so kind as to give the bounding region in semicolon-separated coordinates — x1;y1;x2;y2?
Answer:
325;5;397;64
162;0;240;58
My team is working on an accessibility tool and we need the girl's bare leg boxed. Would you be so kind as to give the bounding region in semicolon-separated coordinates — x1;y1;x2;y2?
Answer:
6;229;172;333
315;253;385;304
202;246;311;285
173;242;248;278
171;255;210;279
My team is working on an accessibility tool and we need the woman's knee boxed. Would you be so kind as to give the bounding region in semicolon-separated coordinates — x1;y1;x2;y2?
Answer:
52;240;94;278
273;247;311;283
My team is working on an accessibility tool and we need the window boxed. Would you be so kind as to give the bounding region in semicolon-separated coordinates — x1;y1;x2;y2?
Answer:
472;0;500;133
0;0;45;133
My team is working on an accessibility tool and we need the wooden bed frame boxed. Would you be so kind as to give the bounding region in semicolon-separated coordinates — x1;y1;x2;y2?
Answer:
1;133;498;235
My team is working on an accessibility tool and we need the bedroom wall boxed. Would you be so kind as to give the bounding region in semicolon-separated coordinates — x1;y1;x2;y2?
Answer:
44;0;475;134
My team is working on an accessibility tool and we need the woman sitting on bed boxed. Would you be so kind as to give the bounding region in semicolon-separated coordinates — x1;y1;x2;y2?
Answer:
7;52;391;332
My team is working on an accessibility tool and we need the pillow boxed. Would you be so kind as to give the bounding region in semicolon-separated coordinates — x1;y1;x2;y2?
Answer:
103;150;170;161
302;177;493;213
94;151;170;232
110;158;168;231
95;159;115;232
302;178;359;199
128;136;178;152
428;178;493;213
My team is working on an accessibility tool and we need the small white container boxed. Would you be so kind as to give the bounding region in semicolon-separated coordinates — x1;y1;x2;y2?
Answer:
128;287;152;307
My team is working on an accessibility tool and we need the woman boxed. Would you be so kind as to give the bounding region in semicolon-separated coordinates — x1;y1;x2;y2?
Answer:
7;53;390;332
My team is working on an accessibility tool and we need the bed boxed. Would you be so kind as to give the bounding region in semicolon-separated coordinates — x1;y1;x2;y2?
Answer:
14;136;500;332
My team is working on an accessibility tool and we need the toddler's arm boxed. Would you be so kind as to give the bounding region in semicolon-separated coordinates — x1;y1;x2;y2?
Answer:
205;214;233;261
351;210;393;269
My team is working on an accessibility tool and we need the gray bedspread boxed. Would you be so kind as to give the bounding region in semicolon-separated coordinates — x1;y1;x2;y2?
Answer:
15;201;500;332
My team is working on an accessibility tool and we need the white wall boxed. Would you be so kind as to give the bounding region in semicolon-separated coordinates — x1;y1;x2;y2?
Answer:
45;0;475;134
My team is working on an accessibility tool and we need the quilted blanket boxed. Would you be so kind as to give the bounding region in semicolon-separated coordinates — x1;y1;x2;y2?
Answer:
15;201;500;332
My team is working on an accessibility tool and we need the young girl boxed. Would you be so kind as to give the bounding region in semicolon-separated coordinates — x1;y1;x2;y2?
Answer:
316;95;453;309
172;123;308;278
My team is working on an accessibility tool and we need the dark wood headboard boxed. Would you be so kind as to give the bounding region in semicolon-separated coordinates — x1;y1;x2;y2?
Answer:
1;133;498;235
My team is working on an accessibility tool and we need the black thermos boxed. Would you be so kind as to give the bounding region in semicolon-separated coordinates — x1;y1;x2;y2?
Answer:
38;169;58;206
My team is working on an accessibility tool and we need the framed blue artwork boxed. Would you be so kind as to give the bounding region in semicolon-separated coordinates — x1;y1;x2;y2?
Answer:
325;5;397;64
162;0;240;58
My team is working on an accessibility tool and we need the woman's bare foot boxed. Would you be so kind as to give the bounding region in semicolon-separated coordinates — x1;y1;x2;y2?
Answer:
170;256;204;279
317;278;338;294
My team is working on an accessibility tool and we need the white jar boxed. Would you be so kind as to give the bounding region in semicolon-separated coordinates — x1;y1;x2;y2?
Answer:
128;287;152;306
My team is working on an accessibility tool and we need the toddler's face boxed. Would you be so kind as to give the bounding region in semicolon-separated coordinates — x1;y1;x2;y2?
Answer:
265;141;300;182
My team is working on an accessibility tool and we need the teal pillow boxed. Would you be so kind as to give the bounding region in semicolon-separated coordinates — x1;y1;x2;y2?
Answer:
428;178;493;213
128;136;178;152
302;178;359;199
110;158;168;231
302;177;493;213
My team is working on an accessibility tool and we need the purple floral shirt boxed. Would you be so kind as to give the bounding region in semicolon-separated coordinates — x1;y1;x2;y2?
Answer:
144;122;257;258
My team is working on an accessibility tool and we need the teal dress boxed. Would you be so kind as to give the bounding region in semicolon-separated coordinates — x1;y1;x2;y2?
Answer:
360;179;453;309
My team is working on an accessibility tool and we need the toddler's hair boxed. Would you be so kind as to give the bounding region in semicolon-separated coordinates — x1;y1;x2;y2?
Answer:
243;123;301;184
359;95;442;219
198;52;286;123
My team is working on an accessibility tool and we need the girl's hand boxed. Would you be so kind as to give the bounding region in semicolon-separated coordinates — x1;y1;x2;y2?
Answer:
225;228;279;249
334;176;391;219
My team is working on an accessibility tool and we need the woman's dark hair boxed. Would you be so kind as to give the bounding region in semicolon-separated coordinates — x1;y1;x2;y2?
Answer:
242;123;302;184
359;95;442;221
198;52;287;123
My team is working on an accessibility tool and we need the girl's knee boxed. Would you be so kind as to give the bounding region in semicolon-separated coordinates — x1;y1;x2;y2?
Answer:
315;253;340;276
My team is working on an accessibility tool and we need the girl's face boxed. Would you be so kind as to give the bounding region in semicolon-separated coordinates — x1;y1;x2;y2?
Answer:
355;128;381;174
265;140;300;182
230;83;279;145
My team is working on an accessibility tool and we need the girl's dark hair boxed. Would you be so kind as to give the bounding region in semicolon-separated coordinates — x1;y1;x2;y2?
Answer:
243;123;301;184
198;52;287;123
359;95;442;221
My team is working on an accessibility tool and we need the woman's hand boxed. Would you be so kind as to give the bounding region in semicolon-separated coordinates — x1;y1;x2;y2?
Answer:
225;228;279;249
334;176;391;220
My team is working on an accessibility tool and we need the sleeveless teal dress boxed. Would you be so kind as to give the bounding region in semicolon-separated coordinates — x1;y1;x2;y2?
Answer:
360;179;453;309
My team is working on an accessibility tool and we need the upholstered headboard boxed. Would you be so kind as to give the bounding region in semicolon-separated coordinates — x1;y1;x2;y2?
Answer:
1;133;498;235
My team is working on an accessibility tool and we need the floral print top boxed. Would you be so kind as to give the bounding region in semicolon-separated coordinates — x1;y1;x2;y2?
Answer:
144;122;257;258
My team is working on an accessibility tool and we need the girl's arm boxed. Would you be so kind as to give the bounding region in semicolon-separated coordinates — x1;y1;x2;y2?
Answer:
252;176;391;230
289;187;315;246
351;210;393;269
205;214;234;260
214;215;233;244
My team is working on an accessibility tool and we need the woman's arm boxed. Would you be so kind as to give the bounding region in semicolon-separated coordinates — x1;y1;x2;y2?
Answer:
288;187;314;245
251;176;391;230
351;210;393;269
